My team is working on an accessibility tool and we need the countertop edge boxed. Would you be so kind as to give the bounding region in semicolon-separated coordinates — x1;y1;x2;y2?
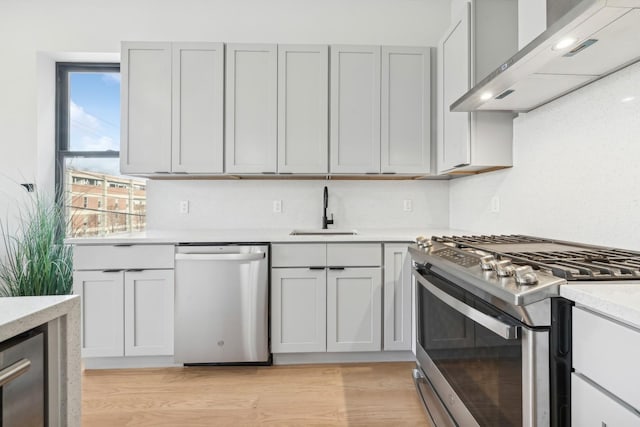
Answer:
561;285;640;330
0;296;80;342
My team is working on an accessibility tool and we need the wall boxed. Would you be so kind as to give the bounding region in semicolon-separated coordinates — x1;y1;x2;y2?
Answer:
0;0;451;229
449;61;640;250
147;179;449;230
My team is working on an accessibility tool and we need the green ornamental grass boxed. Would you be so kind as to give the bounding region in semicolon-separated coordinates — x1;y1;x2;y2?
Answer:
0;192;73;296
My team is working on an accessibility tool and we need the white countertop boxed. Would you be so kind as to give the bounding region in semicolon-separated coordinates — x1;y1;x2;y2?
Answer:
66;227;466;245
0;295;80;342
561;284;640;330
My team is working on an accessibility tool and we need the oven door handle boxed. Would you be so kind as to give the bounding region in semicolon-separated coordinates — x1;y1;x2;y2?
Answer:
413;269;520;340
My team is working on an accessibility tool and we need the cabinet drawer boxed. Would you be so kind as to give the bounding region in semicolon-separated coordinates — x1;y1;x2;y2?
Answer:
327;243;381;267
573;307;640;410
572;373;640;426
73;245;175;270
272;244;326;267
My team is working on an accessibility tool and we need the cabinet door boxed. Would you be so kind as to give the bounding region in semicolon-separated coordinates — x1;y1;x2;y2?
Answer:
172;43;224;173
121;42;172;174
572;373;640;427
381;47;431;174
225;44;278;174
327;267;382;352
330;45;381;174
124;269;174;356
278;45;329;174
383;244;412;351
271;268;326;353
73;270;124;357
437;4;472;173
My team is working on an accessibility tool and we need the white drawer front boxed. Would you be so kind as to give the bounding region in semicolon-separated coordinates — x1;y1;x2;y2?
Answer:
572;373;640;426
327;243;381;267
573;306;640;411
272;244;326;267
73;245;175;270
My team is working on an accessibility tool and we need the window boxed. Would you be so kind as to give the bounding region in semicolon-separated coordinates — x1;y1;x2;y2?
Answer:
56;63;146;237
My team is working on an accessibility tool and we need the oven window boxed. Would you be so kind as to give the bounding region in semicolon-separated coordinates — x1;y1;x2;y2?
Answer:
418;271;522;426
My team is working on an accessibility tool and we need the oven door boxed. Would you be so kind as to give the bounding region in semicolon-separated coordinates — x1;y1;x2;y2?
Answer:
413;266;550;427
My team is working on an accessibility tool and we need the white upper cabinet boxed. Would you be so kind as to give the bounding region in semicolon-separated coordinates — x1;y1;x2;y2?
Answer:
330;45;381;174
121;42;224;175
277;45;329;174
171;43;224;174
439;11;472;172
437;1;515;175
121;42;172;174
225;44;278;174
381;47;431;174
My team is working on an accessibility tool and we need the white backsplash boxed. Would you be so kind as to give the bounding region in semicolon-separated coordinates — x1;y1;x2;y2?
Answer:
147;179;449;230
449;61;640;250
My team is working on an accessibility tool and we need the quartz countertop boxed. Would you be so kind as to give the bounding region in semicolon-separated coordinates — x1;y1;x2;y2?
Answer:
561;284;640;330
0;295;80;342
66;227;466;245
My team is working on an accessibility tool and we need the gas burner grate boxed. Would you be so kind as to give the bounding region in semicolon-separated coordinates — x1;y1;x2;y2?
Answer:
433;235;640;281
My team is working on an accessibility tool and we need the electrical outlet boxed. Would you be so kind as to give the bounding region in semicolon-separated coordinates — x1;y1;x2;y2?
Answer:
179;200;189;214
491;196;500;213
273;200;282;213
403;199;413;212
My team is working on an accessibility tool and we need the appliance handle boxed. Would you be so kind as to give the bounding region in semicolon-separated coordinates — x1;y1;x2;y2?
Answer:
413;268;520;340
175;252;265;262
0;358;31;387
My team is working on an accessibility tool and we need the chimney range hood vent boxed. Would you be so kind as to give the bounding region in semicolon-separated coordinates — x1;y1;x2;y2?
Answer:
451;0;640;113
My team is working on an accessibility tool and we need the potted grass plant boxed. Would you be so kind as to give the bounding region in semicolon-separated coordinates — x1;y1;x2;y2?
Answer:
0;191;73;296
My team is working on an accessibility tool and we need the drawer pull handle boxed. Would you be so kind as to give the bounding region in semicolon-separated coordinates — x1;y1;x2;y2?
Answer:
102;269;123;273
329;267;345;270
308;267;325;270
0;359;31;387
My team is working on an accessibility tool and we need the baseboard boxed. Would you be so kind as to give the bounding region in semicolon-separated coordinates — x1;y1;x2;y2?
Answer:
82;356;180;370
273;351;415;365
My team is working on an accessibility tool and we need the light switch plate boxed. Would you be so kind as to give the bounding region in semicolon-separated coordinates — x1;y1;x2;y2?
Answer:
403;199;413;212
273;200;282;213
179;200;189;214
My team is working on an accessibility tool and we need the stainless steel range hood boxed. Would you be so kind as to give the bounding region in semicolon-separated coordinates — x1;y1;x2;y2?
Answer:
451;0;640;113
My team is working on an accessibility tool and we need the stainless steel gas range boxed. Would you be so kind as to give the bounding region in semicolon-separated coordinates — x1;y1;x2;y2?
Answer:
409;234;640;427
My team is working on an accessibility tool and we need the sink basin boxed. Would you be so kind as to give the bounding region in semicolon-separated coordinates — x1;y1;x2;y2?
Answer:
290;229;358;236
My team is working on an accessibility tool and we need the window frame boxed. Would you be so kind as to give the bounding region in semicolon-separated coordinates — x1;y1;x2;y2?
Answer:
54;62;121;193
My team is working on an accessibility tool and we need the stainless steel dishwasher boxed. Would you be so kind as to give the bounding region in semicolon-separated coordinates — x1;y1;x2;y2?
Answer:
174;244;270;365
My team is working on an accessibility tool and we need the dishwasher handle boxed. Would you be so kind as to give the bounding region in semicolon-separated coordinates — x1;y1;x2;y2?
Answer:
175;252;265;262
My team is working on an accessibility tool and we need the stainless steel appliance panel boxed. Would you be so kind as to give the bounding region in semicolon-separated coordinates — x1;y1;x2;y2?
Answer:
1;327;46;427
414;267;550;426
174;245;269;364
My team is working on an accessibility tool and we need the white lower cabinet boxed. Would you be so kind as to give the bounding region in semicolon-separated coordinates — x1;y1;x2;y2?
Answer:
73;270;125;358
327;268;382;352
74;268;174;358
572;373;640;426
124;270;174;356
271;268;326;353
271;242;411;355
383;244;412;351
73;244;175;359
571;306;640;425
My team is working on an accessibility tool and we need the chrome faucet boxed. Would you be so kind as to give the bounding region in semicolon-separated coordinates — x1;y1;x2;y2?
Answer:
322;186;334;229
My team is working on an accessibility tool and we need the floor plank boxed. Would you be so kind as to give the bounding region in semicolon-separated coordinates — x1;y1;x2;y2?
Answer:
82;362;430;426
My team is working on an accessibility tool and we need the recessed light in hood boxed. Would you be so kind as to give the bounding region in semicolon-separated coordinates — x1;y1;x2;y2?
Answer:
451;0;640;113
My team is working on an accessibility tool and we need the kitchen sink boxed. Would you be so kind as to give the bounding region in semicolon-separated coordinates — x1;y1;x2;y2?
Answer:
289;229;358;236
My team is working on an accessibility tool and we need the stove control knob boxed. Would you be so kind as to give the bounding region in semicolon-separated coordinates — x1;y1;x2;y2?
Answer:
480;255;496;271
415;236;432;249
514;265;538;286
495;260;515;277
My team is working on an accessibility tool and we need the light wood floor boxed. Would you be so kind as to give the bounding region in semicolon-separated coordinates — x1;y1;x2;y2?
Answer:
82;362;430;426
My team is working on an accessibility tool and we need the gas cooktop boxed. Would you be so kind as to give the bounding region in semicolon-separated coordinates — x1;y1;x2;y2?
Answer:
432;235;640;281
408;234;640;308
